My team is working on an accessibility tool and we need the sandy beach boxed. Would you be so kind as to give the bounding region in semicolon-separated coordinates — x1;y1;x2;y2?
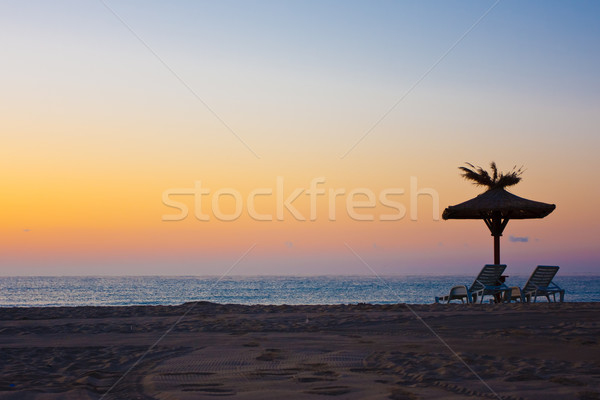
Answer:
0;302;598;399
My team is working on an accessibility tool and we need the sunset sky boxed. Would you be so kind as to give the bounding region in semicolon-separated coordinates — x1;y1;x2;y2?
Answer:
2;1;599;276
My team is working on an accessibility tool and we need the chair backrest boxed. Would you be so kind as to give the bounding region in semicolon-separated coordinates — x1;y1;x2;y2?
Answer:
523;265;560;293
469;264;507;291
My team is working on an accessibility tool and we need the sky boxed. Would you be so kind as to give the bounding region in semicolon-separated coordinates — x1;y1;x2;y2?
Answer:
1;0;599;276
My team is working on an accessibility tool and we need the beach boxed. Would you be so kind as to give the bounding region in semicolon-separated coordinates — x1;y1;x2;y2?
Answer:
0;302;598;400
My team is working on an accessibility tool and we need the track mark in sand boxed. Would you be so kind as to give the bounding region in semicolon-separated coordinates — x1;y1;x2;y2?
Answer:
252;368;301;379
180;383;236;395
296;376;336;383
304;385;351;396
313;370;338;377
180;382;223;387
159;347;256;374
308;350;367;368
549;376;586;387
431;381;519;399
388;387;420;400
151;372;217;386
145;345;258;395
301;362;328;369
159;372;215;377
504;372;543;382
256;348;285;361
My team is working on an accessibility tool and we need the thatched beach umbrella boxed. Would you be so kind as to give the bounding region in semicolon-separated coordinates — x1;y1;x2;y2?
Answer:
442;163;555;264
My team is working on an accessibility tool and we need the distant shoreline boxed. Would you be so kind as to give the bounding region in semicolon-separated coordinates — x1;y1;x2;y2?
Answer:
2;276;597;306
0;300;598;311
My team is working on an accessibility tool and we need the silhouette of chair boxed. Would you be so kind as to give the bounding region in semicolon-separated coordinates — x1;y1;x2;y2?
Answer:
506;265;565;302
435;264;508;304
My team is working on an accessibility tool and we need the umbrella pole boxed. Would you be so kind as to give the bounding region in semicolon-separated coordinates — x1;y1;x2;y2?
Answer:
484;213;509;265
494;235;500;265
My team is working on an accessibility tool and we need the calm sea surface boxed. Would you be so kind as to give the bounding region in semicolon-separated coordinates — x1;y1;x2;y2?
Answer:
0;276;598;307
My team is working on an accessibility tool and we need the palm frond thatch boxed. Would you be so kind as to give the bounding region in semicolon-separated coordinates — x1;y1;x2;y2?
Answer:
459;162;523;190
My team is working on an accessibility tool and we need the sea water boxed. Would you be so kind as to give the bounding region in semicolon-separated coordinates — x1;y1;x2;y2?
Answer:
0;276;598;307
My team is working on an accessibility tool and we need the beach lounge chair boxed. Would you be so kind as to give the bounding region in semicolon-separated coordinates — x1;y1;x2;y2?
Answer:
435;264;509;304
506;265;565;303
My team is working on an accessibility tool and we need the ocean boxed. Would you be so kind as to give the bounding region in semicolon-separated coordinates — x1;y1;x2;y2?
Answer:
0;276;598;307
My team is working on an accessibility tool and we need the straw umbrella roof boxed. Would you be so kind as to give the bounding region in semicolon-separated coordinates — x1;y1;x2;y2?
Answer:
442;188;556;220
443;162;556;265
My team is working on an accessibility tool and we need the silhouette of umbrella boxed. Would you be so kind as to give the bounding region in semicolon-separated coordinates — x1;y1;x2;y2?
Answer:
443;164;556;264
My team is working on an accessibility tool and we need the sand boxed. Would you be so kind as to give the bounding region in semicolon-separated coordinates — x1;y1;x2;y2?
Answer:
0;302;599;399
